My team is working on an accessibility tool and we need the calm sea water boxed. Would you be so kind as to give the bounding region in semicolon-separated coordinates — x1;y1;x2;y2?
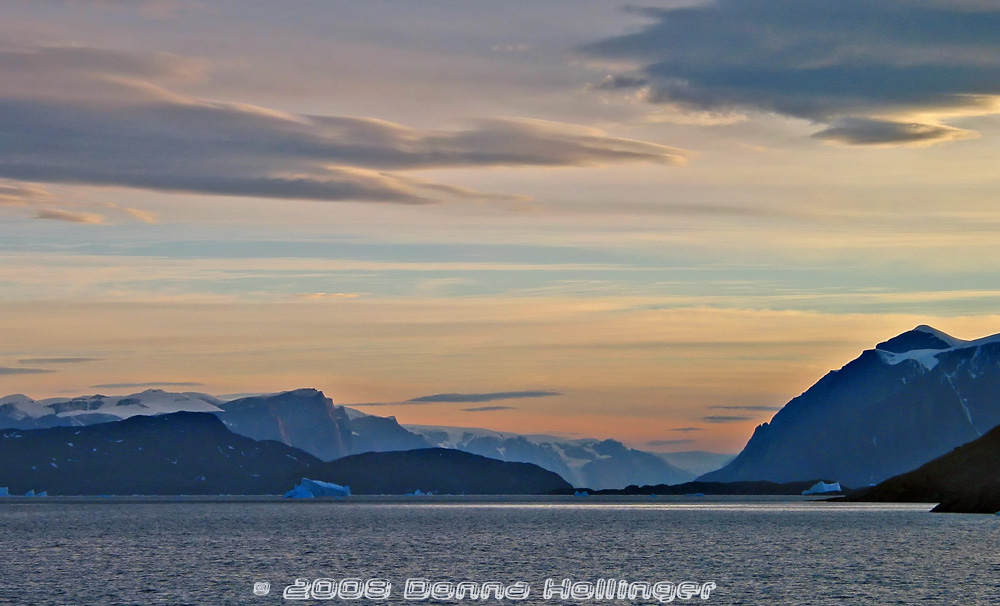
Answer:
1;496;999;605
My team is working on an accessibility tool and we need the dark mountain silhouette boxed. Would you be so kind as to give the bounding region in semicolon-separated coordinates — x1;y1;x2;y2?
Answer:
849;423;1000;513
0;413;572;496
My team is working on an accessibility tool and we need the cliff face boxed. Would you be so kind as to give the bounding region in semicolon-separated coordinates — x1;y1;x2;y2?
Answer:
217;388;352;461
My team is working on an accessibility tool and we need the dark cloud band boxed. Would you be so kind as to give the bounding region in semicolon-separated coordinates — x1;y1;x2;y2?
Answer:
583;0;1000;146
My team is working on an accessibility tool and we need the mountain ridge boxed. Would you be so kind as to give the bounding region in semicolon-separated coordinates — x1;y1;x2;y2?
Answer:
700;325;1000;486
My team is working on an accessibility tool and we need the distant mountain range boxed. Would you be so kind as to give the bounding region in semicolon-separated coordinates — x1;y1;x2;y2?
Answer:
402;423;695;488
0;412;570;496
0;388;709;489
701;325;1000;487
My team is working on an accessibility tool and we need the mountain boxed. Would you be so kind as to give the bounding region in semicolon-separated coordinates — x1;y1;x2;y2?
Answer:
850;423;1000;513
345;412;433;453
0;388;354;462
216;389;352;461
700;325;1000;487
313;448;573;495
405;424;694;488
0;413;572;496
656;451;736;477
0;412;322;495
1;387;695;488
0;390;224;430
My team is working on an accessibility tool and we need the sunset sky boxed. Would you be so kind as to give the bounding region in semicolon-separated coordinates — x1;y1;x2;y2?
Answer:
4;0;1000;453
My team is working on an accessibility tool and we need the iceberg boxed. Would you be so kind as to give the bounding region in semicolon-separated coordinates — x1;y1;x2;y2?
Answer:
802;481;842;495
283;485;315;499
0;487;8;496
283;478;350;499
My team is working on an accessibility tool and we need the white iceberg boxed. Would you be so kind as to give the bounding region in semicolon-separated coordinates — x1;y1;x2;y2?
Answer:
802;481;842;495
283;478;350;498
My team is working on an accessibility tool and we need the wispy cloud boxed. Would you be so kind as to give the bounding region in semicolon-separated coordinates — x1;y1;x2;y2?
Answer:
90;381;203;389
708;405;781;412
0;366;56;375
0;44;685;206
461;406;516;412
0;179;155;224
35;208;104;224
645;439;695;447
671;427;704;432
19;357;102;364
407;390;562;403
702;415;752;424
348;390;562;407
295;292;367;300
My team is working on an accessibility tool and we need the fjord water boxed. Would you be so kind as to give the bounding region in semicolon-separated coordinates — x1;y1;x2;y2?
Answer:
1;497;998;605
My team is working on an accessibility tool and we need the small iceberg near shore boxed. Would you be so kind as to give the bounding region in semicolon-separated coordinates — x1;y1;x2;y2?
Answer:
283;478;351;499
802;481;842;495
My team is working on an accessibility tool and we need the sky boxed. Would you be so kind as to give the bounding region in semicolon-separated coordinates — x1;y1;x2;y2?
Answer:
4;0;1000;453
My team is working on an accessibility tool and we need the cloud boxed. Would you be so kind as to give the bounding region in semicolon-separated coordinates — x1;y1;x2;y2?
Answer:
18;357;102;364
0;43;685;205
104;203;158;224
645;439;695;447
0;366;56;375
407;390;562;403
671;427;704;432
35;208;104;224
589;74;650;91
295;292;367;300
90;381;203;388
702;415;752;424
708;405;782;412
491;44;531;53
813;117;978;146
348;390;562;407
0;179;155;224
461;406;516;412
0;181;50;206
582;0;1000;145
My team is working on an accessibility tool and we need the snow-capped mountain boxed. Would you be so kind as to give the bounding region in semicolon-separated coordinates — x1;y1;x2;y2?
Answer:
404;423;694;488
0;390;224;430
700;325;1000;486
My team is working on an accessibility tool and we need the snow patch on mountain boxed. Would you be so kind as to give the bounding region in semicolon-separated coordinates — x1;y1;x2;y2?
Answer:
877;325;1000;371
0;390;224;426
